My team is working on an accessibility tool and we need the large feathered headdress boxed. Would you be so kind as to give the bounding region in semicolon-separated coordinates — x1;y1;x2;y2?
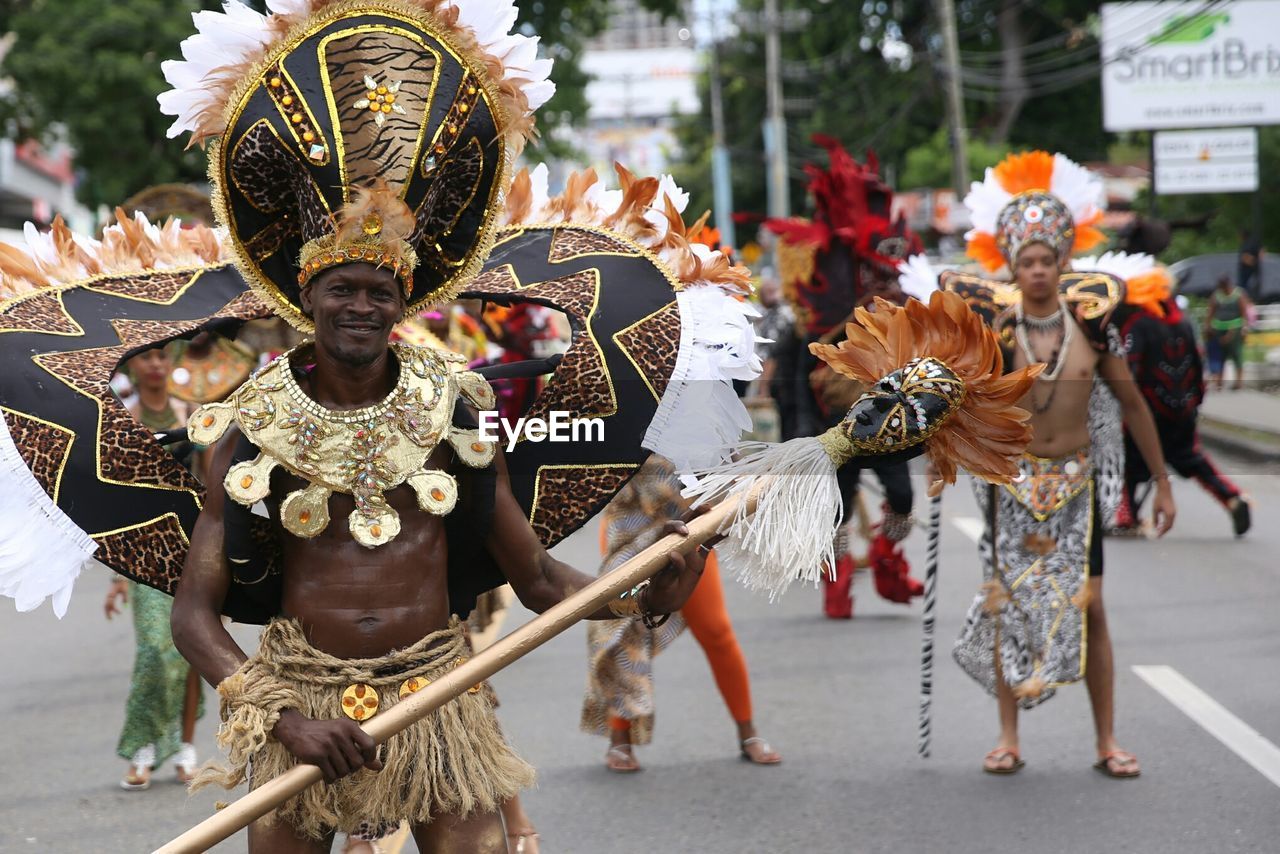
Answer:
764;136;922;335
964;151;1106;272
158;0;555;331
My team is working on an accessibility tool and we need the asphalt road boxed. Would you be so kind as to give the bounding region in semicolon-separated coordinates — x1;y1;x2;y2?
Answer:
3;452;1278;853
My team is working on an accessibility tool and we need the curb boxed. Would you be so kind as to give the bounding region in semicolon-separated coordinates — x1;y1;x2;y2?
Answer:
1198;417;1280;463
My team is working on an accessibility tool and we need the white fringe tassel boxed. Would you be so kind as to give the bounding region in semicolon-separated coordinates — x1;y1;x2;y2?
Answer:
683;437;843;600
0;413;98;617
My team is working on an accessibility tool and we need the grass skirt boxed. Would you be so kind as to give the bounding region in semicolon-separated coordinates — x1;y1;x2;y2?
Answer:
194;617;533;838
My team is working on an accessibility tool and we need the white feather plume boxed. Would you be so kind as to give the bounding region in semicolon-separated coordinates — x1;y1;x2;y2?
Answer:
1071;251;1158;282
159;0;556;139
1048;153;1105;225
963;171;1012;236
897;253;940;301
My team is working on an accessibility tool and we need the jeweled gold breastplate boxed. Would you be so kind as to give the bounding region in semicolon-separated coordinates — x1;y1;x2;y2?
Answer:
189;342;496;547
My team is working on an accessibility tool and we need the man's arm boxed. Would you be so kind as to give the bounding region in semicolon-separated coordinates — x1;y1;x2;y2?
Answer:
170;430;250;685
484;448;705;618
1099;352;1176;536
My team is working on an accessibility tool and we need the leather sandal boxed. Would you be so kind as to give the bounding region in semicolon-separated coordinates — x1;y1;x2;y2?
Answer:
507;829;540;854
982;747;1024;775
605;744;640;773
120;744;156;791
1094;749;1140;778
739;736;782;765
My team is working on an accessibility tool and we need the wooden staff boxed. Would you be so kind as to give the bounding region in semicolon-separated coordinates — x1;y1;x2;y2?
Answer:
154;493;748;854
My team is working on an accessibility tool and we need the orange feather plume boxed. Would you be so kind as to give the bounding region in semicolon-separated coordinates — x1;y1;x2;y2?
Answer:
810;291;1043;486
966;231;1007;272
993;150;1055;195
1125;269;1173;318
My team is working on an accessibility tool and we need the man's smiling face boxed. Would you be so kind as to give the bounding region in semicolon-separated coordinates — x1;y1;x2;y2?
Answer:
301;263;406;367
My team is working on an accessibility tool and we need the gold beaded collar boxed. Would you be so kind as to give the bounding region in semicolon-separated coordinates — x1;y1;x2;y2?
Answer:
189;342;496;547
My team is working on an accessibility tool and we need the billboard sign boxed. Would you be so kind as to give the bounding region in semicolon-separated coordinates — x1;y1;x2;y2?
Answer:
1154;127;1259;193
1101;1;1280;131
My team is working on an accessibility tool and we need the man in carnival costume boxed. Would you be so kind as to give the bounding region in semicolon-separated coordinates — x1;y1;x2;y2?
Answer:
766;137;928;618
1113;287;1251;538
151;2;713;850
901;152;1177;778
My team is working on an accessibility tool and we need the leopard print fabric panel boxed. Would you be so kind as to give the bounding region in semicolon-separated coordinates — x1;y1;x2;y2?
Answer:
546;228;643;264
468;262;519;293
414;137;485;257
530;464;639;545
612;301;680;402
84;270;202;305
1;408;74;500
0;291;83;335
95;513;190;595
229;120;330;241
34;347;197;492
517;270;616;422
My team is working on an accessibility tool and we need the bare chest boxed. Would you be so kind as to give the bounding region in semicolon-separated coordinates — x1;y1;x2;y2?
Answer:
1011;317;1099;451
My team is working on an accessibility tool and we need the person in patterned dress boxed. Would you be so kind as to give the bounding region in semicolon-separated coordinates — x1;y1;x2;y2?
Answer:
104;347;204;789
582;455;782;772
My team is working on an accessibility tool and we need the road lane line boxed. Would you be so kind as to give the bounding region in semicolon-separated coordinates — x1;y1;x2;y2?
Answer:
1133;665;1280;788
952;516;984;544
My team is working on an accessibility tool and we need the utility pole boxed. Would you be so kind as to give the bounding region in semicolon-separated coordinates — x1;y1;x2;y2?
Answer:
708;11;736;250
763;0;790;220
937;0;969;198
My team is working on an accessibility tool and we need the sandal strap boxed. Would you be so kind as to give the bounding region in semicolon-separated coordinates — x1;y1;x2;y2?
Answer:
740;736;770;749
129;744;156;769
175;742;198;769
985;747;1020;760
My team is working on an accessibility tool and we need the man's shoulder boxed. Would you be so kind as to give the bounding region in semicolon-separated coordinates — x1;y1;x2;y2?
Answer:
395;340;469;367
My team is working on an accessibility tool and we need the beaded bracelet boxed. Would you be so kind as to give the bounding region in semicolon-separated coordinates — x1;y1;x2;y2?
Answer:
607;580;649;619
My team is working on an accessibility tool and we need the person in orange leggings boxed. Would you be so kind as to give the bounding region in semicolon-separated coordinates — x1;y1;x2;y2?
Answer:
581;456;781;772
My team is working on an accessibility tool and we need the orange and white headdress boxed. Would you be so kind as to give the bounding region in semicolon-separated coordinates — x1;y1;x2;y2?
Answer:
964;151;1106;272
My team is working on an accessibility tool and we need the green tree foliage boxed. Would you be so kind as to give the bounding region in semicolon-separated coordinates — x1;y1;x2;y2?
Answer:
0;0;675;209
672;0;1111;226
899;127;1007;189
0;0;218;209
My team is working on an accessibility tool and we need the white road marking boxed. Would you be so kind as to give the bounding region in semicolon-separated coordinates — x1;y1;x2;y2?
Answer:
1133;665;1280;788
952;516;984;544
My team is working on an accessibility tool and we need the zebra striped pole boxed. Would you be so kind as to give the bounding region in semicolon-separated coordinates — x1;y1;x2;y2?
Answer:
918;492;943;758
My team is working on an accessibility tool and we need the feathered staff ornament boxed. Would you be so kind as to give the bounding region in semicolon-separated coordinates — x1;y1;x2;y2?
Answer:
684;291;1043;599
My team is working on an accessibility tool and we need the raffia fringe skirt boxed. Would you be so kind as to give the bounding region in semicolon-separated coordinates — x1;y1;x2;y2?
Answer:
193;617;534;838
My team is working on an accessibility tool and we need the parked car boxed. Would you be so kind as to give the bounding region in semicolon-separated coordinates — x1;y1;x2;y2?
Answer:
1170;253;1279;303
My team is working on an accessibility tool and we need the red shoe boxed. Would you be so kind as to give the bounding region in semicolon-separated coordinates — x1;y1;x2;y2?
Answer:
822;554;855;619
1114;492;1136;532
869;533;923;604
